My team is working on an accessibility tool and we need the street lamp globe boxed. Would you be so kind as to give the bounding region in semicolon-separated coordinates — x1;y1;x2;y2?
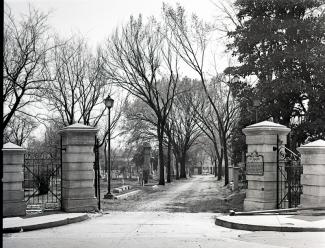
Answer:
104;95;114;109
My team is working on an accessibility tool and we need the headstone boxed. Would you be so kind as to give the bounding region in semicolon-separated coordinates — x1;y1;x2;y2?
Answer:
142;142;151;184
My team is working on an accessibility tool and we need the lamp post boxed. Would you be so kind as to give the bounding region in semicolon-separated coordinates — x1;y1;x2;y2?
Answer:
104;95;114;199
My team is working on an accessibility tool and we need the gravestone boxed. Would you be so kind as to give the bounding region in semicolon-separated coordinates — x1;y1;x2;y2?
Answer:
143;142;151;184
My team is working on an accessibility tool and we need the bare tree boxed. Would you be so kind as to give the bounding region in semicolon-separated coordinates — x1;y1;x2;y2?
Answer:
123;78;204;181
3;6;53;129
123;97;175;183
122;145;136;179
26;119;63;156
165;78;202;179
43;38;107;126
194;74;240;183
192;83;223;180
4;114;37;146
103;16;179;185
196;136;221;177
41;37;122;148
211;0;242;34
163;4;239;185
121;97;158;143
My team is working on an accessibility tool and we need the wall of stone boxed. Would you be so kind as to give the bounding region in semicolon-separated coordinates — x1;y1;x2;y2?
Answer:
298;140;325;208
3;143;26;217
59;123;98;212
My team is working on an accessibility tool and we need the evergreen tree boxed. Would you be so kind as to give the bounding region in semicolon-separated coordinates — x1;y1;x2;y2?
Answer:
226;0;325;148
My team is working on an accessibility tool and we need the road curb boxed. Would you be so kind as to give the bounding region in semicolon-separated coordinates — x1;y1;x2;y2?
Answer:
215;216;325;232
3;214;89;233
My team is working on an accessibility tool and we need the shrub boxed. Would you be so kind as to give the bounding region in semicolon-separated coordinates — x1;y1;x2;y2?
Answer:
34;170;53;195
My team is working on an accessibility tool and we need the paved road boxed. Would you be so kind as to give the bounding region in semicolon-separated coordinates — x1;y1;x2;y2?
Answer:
4;175;324;248
4;212;324;248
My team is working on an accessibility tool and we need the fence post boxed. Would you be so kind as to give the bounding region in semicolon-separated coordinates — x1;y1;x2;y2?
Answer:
59;124;98;212
297;140;325;208
3;142;26;217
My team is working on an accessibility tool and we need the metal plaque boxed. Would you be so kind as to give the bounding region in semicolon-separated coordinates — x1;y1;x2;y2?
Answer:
246;151;264;176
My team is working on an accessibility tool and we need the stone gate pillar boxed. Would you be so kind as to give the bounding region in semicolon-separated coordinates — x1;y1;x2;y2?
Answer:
242;121;290;211
297;140;325;208
143;142;151;184
59;124;98;212
3;143;26;217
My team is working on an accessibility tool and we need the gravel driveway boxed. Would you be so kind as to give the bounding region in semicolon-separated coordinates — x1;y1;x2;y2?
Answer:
101;175;245;213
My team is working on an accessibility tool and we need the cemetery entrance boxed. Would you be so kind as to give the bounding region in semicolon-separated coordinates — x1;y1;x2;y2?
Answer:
23;146;62;212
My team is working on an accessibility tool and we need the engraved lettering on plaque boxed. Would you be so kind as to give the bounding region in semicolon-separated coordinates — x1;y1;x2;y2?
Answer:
246;151;264;175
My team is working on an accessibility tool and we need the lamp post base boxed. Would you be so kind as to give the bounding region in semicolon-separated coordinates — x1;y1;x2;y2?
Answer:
104;192;114;199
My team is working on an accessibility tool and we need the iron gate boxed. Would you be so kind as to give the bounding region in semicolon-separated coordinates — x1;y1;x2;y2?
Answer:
24;146;62;212
276;135;303;209
94;136;101;210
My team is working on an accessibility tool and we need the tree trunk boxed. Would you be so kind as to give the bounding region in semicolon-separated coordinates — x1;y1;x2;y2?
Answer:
175;156;180;179
217;155;222;181
167;138;171;183
179;151;186;178
158;125;165;185
214;159;217;177
214;142;222;181
223;137;229;186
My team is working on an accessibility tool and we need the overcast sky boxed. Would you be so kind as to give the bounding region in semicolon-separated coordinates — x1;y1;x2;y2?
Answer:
6;0;234;73
6;0;221;46
6;0;235;144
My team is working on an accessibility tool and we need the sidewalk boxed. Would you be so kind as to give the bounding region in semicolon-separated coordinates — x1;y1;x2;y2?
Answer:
215;213;325;232
3;212;90;233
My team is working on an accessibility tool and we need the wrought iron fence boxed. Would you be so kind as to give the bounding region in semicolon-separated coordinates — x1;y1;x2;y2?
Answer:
94;136;101;210
24;151;62;211
276;136;303;209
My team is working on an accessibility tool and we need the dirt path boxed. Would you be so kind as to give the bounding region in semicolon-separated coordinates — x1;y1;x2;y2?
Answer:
134;176;199;211
102;175;244;213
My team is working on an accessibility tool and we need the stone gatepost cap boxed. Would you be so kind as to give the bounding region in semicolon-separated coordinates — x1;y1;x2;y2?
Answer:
59;123;98;134
2;142;26;151
242;120;291;136
297;139;325;154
